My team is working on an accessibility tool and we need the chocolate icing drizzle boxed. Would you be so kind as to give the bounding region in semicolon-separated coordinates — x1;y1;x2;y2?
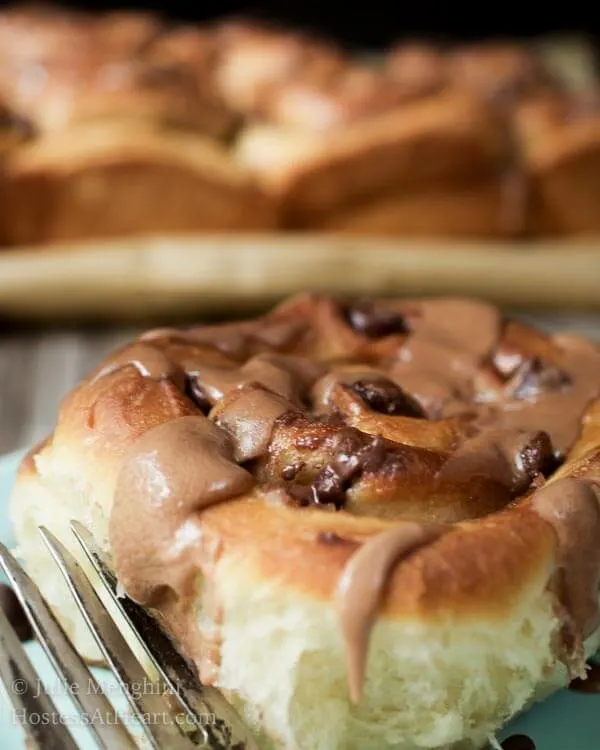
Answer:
87;295;600;710
349;378;425;417
532;479;600;643
335;522;445;702
438;428;555;494
110;415;254;606
344;299;410;338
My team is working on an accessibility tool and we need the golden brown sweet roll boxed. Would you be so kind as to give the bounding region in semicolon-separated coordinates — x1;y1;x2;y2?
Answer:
50;59;235;139
214;28;432;133
0;103;34;156
140;26;239;139
0;5;161;60
448;43;560;102
311;179;520;236
93;10;163;53
1;121;277;245
384;42;448;98
0;6;232;138
254;409;516;524
235;90;515;234
148;25;217;69
0;101;34;243
210;20;346;119
0;6;159;106
310;370;470;451
10;293;600;750
512;91;600;235
264;65;413;133
0;10;234;139
385;41;559;104
0;5;91;65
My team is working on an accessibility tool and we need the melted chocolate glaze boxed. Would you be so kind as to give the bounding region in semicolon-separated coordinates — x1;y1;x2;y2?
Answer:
285;433;388;509
343;299;410;338
349;378;426;418
438;428;555;495
184;375;212;414
507;357;571;401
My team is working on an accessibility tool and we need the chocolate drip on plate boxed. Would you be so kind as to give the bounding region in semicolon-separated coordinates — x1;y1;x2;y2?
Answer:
497;736;536;750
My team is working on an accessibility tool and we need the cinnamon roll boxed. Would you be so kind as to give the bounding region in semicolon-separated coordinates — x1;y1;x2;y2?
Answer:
11;294;600;749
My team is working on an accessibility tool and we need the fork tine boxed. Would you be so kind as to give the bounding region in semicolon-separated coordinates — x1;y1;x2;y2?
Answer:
0;541;138;750
39;527;197;750
71;520;259;750
0;605;78;750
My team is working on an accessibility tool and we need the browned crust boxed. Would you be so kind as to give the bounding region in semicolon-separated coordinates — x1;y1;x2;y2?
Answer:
307;178;519;237
514;95;600;235
236;92;511;222
1;123;277;244
0;6;238;146
197;498;557;619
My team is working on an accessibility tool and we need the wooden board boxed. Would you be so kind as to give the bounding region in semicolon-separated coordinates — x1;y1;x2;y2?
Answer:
0;235;598;322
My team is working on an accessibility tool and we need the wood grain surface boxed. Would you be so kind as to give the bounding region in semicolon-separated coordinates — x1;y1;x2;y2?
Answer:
0;237;599;322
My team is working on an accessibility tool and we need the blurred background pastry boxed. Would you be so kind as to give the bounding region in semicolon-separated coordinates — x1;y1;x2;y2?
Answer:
0;4;598;245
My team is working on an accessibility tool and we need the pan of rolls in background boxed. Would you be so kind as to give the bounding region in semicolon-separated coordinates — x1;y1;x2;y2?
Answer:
0;3;599;320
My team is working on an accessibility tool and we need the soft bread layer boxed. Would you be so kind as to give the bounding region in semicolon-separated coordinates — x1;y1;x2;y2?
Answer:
11;441;600;750
215;577;568;750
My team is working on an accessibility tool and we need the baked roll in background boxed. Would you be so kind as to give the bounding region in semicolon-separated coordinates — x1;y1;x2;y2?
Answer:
0;5;598;244
1;121;277;245
236;91;519;236
513;91;600;236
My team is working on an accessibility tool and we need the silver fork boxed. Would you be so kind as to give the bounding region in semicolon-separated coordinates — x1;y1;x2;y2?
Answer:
0;522;258;750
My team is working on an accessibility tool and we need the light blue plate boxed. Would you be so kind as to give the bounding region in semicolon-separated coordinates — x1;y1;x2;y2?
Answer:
0;449;598;749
